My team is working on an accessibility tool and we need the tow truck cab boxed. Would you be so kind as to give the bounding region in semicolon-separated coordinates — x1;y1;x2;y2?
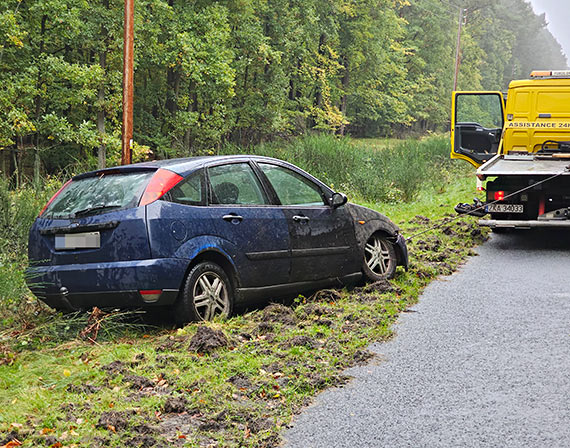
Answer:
451;71;570;229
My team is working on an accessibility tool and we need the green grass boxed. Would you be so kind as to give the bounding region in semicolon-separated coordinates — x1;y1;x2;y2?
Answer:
0;167;488;447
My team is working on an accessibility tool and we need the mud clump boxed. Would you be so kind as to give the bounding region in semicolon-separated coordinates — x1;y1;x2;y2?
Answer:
124;374;155;390
0;431;22;446
163;396;189;414
127;434;158;448
281;335;317;349
354;279;400;295
248;417;273;434
302;304;331;317
409;215;431;225
157;336;188;352
97;411;130;431
255;322;274;335
310;288;342;302
349;349;375;366
227;373;252;390
188;326;228;354
261;303;297;326
101;360;126;374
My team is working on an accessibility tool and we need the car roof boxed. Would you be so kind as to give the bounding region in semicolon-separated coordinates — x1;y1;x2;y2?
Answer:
73;155;332;193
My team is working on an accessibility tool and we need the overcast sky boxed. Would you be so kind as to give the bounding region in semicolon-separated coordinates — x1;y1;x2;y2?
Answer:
528;0;570;60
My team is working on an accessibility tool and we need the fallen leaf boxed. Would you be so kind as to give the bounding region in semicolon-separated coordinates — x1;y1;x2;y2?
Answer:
40;428;54;435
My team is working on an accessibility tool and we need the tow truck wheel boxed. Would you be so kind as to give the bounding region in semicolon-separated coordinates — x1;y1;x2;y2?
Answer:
362;233;397;281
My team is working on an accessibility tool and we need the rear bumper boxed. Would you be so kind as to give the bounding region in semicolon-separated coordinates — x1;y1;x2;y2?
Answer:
26;258;188;311
479;219;570;229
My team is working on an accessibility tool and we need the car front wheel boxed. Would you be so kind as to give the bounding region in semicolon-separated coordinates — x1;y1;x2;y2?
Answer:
175;261;233;324
362;233;397;281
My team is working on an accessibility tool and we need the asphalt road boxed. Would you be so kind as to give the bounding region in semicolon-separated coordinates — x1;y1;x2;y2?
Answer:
283;230;570;448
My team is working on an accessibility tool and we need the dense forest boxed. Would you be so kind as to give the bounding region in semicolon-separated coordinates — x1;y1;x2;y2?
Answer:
0;0;567;176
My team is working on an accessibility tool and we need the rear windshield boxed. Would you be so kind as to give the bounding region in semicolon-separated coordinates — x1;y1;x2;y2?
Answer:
43;171;153;219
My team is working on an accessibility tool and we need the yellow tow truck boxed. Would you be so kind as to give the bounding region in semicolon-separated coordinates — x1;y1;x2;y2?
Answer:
451;70;570;230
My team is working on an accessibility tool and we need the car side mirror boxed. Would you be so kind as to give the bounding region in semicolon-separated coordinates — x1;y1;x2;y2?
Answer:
331;192;348;208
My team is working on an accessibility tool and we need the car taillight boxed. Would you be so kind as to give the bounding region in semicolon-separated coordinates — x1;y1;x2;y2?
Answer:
39;179;73;217
140;289;162;302
139;169;183;207
494;191;505;201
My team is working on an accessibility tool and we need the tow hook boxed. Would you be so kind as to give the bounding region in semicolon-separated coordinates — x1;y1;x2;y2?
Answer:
454;198;487;217
538;207;570;220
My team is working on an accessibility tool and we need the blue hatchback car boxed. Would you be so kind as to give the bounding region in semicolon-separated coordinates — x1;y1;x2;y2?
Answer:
27;156;408;323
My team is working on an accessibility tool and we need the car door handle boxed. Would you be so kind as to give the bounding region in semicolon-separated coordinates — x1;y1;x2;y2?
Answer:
292;215;310;223
223;214;243;223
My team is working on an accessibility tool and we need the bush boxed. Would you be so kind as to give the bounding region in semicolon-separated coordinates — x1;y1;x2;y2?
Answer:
218;133;456;203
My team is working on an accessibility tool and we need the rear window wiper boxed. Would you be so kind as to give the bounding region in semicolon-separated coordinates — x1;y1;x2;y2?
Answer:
73;204;122;217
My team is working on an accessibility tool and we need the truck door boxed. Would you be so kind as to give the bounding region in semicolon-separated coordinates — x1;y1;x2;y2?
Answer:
451;92;505;167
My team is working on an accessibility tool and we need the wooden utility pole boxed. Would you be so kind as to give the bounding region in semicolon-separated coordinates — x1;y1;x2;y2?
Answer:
121;0;134;165
453;7;466;92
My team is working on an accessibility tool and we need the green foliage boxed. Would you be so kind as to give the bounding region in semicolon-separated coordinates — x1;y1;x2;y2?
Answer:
218;133;455;203
0;0;566;173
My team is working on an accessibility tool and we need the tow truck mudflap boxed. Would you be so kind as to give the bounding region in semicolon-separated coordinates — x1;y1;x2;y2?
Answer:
479;219;570;229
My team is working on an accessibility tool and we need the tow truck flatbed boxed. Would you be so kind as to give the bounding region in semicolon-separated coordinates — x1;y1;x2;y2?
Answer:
477;153;570;178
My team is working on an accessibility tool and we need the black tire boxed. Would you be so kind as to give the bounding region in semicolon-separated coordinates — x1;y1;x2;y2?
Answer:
362;233;397;281
174;261;234;325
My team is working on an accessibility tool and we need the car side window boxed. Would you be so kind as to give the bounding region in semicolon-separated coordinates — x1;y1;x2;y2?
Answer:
208;163;268;205
258;163;325;206
168;170;203;205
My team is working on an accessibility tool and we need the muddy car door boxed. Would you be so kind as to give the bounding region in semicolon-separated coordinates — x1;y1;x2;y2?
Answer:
256;162;359;283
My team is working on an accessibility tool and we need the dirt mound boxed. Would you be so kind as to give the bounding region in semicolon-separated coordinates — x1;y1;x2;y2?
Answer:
126;434;159;448
101;360;126;374
227;373;252;390
123;374;155;390
255;322;274;335
354;279;400;295
97;411;130;431
163;396;189;414
281;335;317;349
261;304;297;325
409;215;431;225
302;304;331;316
309;289;342;302
188;326;228;354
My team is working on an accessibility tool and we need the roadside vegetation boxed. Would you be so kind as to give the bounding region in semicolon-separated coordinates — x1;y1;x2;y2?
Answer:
0;135;488;447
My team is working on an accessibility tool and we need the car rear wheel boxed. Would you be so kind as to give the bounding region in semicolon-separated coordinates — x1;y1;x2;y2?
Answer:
175;262;233;324
362;233;397;281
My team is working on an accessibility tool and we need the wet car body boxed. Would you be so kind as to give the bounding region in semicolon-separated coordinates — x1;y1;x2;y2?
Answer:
27;155;408;322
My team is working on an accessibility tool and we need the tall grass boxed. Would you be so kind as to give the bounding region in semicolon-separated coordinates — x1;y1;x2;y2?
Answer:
0;177;59;324
218;133;456;203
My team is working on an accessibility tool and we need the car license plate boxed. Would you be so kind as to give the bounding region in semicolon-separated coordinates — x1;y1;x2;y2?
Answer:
486;204;524;213
55;232;101;250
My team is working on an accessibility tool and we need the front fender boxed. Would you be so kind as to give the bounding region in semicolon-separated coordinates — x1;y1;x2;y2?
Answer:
345;203;407;268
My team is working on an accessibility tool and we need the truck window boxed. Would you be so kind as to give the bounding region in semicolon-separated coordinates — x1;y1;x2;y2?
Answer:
456;94;503;129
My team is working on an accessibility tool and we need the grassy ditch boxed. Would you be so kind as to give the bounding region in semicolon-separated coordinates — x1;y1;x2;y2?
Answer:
0;166;488;448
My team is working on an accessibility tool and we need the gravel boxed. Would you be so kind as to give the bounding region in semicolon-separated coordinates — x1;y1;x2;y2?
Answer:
283;230;570;448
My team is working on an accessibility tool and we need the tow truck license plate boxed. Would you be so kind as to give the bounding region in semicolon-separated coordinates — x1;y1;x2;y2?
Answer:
486;204;524;213
55;232;100;250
